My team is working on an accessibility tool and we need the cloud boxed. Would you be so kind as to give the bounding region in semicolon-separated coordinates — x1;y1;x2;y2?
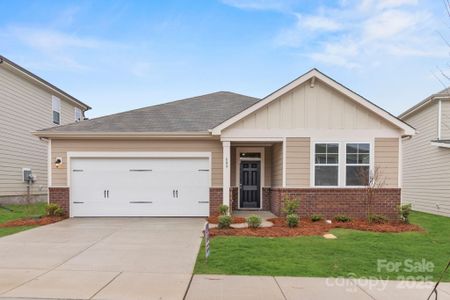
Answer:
266;0;447;69
300;15;343;31
221;0;293;12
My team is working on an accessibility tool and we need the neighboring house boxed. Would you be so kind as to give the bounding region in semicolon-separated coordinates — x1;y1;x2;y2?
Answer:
0;55;91;204
34;69;415;218
399;88;450;217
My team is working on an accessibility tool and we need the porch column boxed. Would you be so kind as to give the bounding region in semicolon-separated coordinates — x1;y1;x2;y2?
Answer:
222;141;231;207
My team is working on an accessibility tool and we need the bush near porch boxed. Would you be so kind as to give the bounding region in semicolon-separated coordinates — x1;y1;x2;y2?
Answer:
195;211;450;282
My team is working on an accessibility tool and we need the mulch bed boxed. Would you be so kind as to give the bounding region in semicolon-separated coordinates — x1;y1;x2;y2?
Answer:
207;216;246;224
0;216;66;228
209;217;423;238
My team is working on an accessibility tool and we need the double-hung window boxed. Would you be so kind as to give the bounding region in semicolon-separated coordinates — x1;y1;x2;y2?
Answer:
314;143;339;186
74;107;82;122
52;96;61;125
346;143;370;186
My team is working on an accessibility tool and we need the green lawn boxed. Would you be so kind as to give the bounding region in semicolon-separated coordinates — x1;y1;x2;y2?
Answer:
0;203;47;237
194;211;450;281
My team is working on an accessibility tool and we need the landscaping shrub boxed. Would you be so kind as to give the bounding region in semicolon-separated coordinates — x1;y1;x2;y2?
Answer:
286;214;299;228
399;203;412;223
368;214;388;224
246;215;262;228
311;214;322;222
45;204;60;216
54;208;65;217
218;215;232;229
218;204;229;215
334;215;352;223
282;196;299;215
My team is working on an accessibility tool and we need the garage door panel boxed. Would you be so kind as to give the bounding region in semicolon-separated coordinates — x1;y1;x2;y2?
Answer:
70;157;210;217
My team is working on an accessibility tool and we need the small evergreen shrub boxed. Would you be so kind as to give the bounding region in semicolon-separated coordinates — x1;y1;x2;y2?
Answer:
286;214;299;228
218;215;232;229
399;203;412;223
368;214;388;224
246;215;262;228
282;196;299;215
54;208;65;217
46;203;60;216
311;214;322;222
218;204;229;215
334;215;352;223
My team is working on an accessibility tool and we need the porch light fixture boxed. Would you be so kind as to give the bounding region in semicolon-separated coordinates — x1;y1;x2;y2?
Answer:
55;157;63;168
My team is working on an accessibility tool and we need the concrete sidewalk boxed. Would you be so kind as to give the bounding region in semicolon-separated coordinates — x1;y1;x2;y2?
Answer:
186;275;450;300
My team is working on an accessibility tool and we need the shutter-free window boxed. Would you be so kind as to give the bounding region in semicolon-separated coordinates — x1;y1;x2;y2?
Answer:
52;96;61;125
314;143;339;186
74;107;82;122
346;143;370;186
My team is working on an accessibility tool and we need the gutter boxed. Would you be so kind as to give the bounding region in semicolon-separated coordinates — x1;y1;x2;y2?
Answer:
32;131;215;139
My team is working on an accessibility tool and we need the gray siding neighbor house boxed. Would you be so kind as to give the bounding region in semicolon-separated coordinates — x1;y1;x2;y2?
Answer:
0;55;90;203
399;88;450;217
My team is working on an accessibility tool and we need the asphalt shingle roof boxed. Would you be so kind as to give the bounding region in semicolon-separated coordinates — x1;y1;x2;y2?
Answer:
38;91;259;133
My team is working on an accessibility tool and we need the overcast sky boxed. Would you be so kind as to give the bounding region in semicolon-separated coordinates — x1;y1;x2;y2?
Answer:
1;0;449;118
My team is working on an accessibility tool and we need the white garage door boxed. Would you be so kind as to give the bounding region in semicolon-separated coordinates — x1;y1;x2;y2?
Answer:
70;157;210;217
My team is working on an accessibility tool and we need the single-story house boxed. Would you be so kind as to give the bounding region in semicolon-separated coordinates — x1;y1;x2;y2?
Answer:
399;88;450;217
34;69;415;218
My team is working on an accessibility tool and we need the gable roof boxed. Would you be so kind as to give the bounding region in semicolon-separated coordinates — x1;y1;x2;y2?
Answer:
0;55;91;110
35;91;259;137
211;68;416;136
399;87;450;120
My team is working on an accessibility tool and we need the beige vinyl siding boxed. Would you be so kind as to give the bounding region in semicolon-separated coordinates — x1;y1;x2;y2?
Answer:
286;137;310;187
0;66;84;198
374;138;398;188
225;79;396;133
441;100;450;139
402;103;450;217
51;139;223;187
271;142;283;187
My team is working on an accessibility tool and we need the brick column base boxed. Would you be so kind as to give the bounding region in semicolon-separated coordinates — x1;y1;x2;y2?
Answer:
48;187;70;217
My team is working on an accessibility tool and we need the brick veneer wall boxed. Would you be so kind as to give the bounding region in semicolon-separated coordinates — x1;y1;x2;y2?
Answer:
230;187;238;212
262;187;271;211
209;188;223;216
270;188;401;220
48;187;70;216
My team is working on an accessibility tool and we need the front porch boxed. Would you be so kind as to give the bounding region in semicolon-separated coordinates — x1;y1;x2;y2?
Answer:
224;141;283;214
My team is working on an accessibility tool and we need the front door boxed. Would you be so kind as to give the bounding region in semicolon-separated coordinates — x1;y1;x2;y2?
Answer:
239;160;261;208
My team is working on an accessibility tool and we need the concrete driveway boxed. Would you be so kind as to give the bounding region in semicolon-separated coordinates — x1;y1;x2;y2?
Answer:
0;218;205;300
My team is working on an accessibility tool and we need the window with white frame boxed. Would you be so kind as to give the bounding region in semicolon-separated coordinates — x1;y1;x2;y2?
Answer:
74;107;82;122
314;143;339;186
52;96;61;125
346;143;370;186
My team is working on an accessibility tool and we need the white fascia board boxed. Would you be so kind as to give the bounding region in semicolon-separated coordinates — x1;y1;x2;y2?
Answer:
212;69;416;136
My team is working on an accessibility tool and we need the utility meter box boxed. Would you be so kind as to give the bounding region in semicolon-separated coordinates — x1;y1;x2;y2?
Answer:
22;168;32;182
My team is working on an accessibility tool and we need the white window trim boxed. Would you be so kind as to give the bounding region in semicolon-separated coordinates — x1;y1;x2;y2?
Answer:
310;139;374;188
74;107;82;122
344;142;372;188
235;147;265;210
311;142;340;188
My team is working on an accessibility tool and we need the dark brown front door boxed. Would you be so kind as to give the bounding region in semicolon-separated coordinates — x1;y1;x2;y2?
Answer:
240;161;261;208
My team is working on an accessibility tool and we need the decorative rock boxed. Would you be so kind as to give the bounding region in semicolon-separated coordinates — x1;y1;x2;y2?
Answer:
323;233;337;239
326;220;332;224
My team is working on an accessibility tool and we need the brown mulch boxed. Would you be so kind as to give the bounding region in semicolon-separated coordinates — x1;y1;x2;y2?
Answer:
0;216;66;228
207;216;246;224
209;217;423;238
